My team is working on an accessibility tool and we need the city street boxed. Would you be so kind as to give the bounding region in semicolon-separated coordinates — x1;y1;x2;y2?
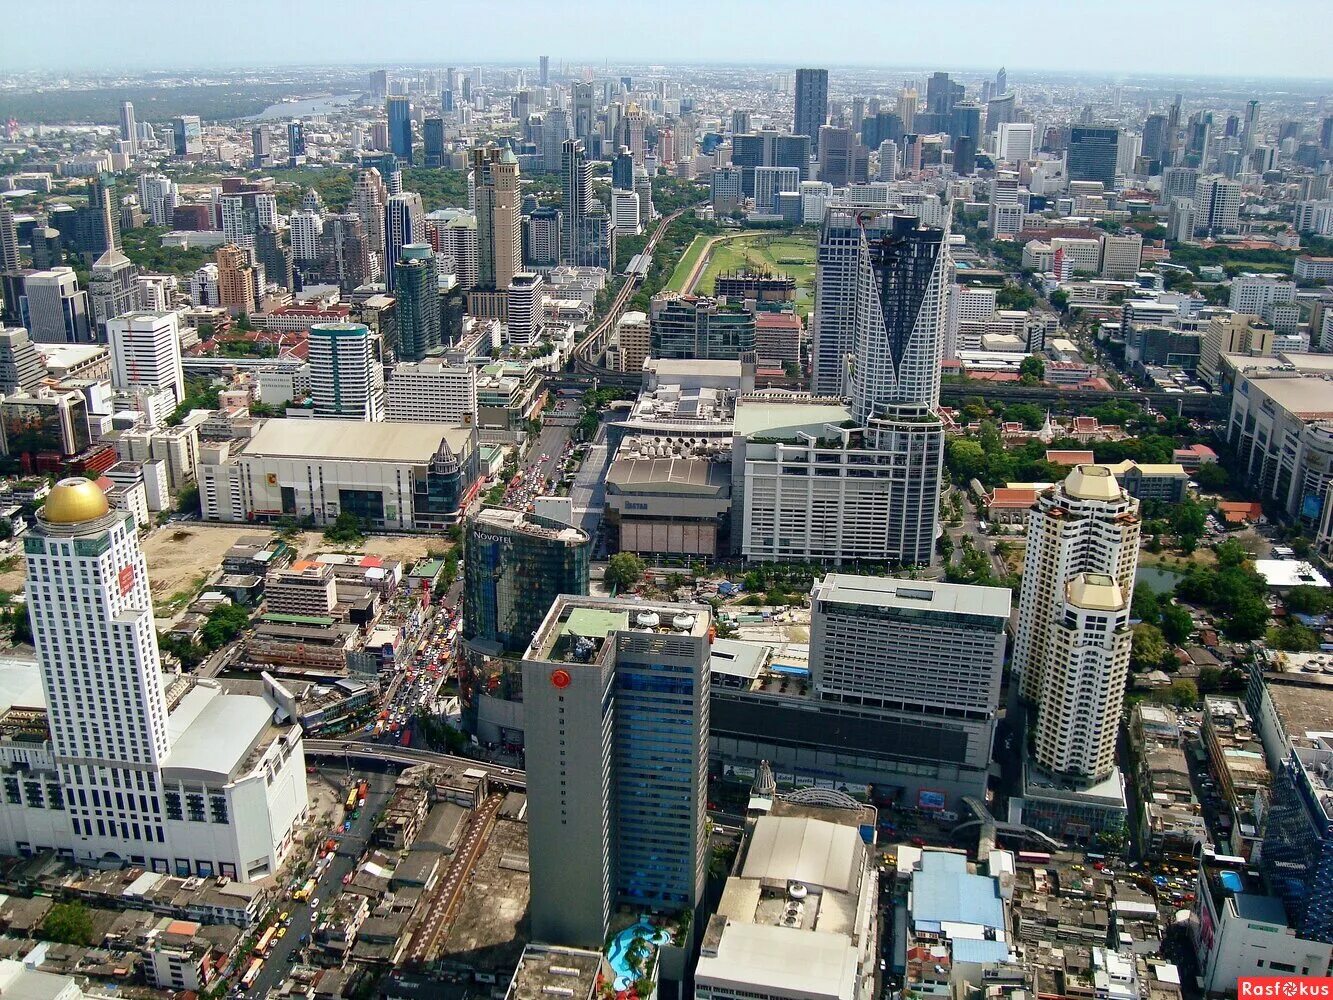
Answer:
238;768;396;998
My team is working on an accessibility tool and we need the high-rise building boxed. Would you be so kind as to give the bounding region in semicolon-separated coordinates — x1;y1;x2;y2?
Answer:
1167;196;1197;242
710;166;743;215
387;96;413;164
307;322;384;421
88;249;137;337
997;122;1036;163
392;244;441;362
220;187;278;250
290;209;323;266
136;174;179;228
817;125;869;187
286;120;306;167
108;311;185;404
1243;99;1261;156
352;167;389;269
385;358;475;423
214;244;255;316
0;326;45;396
472;147;523;301
1014;464;1141;710
572;82;596;141
254;225;293;292
1067;126;1120;188
1193;175;1242;235
561;139;592;264
0;202;19;271
251;126;272;169
423;117;445;167
4;477;309;878
610;190;641;236
996;66;1007;96
794;68;829;141
539;55;549;88
172;115;202;159
369;69;388;99
507;272;544;346
1261;739;1333;943
650;294;756;359
524;207;562;269
384;192;425;290
119;101;138;157
81;175;121;258
523;596;711;948
1142;114;1168;164
462;508;591;655
23;267;92;344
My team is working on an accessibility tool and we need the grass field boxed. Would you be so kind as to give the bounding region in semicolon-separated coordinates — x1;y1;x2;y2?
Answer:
697;232;818;316
665;234;711;292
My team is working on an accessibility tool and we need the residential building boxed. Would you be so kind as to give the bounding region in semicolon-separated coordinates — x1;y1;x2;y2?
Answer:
605;310;650;375
507;272;544;347
107;311;185;405
215;244;255;316
1230;273;1296;315
472;146;523;314
522;597;711;949
0;327;45;396
393;244;441;362
462;508;591;655
561;139;592;263
87;248;137;337
1194;176;1242;235
307;322;385;421
384;192;425;290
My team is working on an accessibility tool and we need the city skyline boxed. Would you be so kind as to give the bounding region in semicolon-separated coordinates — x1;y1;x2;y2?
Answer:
3;0;1331;79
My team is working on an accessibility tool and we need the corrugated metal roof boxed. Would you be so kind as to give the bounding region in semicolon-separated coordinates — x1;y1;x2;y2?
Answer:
741;815;860;893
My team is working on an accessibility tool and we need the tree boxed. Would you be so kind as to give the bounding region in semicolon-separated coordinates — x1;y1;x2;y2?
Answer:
1018;356;1046;384
605;553;646;593
1267;622;1321;652
200;603;250;650
1049;289;1070;312
1131;624;1171;672
323;511;366;544
1166;678;1199;709
1159;603;1194;645
1284;586;1333;617
41;902;94;945
1169;499;1208;540
946;439;987;483
1193;462;1230;492
1197;666;1224;694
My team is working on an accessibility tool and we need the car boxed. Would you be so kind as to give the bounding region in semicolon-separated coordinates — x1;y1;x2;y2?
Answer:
310;897;321;910
277;927;287;938
280;911;289;923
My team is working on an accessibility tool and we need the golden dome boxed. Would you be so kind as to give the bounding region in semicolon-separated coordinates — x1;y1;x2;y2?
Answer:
42;478;110;525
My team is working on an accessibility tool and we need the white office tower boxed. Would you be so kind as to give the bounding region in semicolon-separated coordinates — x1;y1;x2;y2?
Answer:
997;122;1036;163
119;101;138;157
307;322;384;421
877;140;898;181
1014;465;1140;708
506;272;544;347
1167;197;1197;243
522;596;711;949
135;174;178;227
1193;175;1242;235
108;312;185;405
385;358;477;423
290;210;323;265
1032;572;1132;781
190;264;219;307
753;166;799;213
611;189;641;236
0;479;308;878
987;172;1022;237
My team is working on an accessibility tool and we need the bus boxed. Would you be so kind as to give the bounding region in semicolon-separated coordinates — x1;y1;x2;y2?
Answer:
254;926;276;956
400;729;412;747
294;878;315;901
1017;851;1053;866
241;957;263;989
344;786;359;811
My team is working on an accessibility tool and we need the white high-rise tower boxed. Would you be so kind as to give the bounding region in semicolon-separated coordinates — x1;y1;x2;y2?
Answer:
0;479;311;878
1015;465;1141;782
108;311;185;405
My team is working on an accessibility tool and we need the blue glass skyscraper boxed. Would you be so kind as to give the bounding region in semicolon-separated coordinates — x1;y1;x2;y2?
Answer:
387;96;413;165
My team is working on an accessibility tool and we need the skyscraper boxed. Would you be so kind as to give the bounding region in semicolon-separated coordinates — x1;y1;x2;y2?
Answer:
794;68;829;140
0;202;19;272
539;55;549;87
286;120;306;167
215;244;255;315
387;96;413;164
1243;99;1261;155
307;322;384;421
88;249;137;337
119;101;138;157
1067;125;1120;188
384;192;425;290
1141;114;1168;164
23;267;92;344
423;117;445;167
251;126;272;169
462;508;591;655
572;82;596;140
523;596;711;948
0;327;45;396
471;146;522;303
369;69;388;99
8;478;309;877
561;139;592;264
255;226;293;292
1014;465;1140;710
1194;175;1243;235
172;115;202;159
995;66;1007;96
108;311;185;404
507;272;544;346
393;244;441;361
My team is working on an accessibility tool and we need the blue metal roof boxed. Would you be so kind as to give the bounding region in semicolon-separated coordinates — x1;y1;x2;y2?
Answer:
950;939;1012;965
911;852;1005;930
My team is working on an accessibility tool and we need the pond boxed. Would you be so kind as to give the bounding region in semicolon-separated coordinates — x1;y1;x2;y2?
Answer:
1136;565;1186;594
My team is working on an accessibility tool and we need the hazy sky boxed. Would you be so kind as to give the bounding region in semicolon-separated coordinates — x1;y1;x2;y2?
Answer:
5;0;1332;79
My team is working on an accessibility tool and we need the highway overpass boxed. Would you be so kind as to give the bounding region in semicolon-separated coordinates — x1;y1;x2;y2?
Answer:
303;739;526;790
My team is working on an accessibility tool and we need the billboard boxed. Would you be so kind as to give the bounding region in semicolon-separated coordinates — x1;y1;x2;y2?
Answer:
918;789;947;811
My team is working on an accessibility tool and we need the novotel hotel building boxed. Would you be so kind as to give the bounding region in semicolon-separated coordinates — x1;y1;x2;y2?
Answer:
521;596;711;949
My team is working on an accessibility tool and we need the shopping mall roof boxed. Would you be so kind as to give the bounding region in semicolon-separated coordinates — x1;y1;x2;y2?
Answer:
243;418;471;463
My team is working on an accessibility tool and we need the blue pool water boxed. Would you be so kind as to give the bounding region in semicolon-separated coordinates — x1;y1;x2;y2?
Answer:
1219;870;1244;892
607;918;671;991
770;663;809;676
